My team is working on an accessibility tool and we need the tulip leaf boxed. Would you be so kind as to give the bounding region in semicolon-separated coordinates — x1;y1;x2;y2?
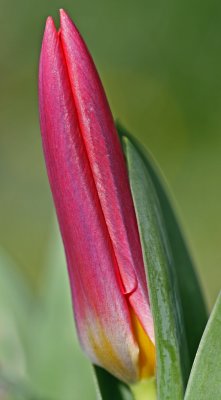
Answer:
0;372;38;400
122;135;187;399
94;366;133;400
0;249;44;399
117;124;207;367
27;218;97;400
184;292;221;400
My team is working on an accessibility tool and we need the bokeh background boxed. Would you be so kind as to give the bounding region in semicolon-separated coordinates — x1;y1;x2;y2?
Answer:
1;0;221;399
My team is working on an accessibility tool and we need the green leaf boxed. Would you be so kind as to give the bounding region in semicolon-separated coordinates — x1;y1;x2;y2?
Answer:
184;292;221;400
0;248;31;380
0;249;42;399
94;366;133;400
122;135;187;399
26;217;97;400
0;372;39;400
0;248;33;342
117;123;207;367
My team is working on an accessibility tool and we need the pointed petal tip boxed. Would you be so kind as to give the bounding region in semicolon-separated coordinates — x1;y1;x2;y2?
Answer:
42;16;58;49
45;16;56;34
59;8;69;24
59;8;78;35
39;15;60;82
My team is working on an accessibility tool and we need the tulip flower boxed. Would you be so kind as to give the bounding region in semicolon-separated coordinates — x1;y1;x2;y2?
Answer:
39;9;155;384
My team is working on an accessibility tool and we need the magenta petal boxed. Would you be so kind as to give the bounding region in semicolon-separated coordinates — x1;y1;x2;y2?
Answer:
59;10;154;342
39;16;140;383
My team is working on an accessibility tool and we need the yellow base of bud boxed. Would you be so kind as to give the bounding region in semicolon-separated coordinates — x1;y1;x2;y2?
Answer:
130;309;156;379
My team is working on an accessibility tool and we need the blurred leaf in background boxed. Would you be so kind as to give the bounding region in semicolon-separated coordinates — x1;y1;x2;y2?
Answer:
0;221;97;399
25;219;96;399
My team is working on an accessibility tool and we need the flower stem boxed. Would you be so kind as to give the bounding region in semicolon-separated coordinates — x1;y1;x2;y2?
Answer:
130;378;156;400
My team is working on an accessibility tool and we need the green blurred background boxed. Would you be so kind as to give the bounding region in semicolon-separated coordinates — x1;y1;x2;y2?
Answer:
0;0;221;398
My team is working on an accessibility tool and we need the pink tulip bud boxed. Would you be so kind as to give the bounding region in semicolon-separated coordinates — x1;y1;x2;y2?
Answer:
39;9;155;384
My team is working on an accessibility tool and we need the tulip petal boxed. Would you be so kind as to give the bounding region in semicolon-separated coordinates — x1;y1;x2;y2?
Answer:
59;10;154;341
39;17;139;383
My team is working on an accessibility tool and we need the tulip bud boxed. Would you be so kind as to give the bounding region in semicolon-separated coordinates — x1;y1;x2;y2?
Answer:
39;9;155;384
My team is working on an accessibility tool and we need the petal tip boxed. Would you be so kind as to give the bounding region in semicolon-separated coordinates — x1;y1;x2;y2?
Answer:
42;16;58;49
59;8;78;37
59;8;70;25
39;15;60;85
45;16;56;35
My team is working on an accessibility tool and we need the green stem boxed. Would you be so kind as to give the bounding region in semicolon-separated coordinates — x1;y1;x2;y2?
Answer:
130;378;157;400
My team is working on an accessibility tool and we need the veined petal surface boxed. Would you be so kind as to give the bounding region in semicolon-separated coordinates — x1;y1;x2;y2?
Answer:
39;17;140;383
59;10;154;341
